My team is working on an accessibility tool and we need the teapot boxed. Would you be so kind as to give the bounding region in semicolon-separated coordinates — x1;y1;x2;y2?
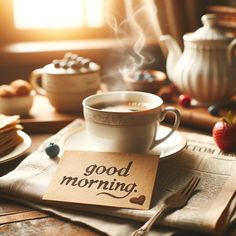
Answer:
160;14;236;105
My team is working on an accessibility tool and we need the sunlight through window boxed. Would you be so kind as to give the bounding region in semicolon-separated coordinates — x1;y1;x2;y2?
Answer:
86;0;105;27
13;0;105;29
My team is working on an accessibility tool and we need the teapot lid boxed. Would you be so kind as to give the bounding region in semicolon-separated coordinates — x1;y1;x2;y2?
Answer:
184;14;228;41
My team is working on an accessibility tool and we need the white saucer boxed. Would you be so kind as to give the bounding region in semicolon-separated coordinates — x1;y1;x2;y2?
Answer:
64;123;186;160
0;131;32;164
149;126;186;159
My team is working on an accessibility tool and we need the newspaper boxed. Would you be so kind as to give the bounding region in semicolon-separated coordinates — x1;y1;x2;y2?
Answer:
139;131;236;234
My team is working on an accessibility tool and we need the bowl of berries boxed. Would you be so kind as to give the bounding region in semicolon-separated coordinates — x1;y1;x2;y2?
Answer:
30;52;101;113
123;70;167;94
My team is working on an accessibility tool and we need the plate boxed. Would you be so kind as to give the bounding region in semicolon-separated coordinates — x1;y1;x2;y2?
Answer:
64;123;186;159
0;131;32;164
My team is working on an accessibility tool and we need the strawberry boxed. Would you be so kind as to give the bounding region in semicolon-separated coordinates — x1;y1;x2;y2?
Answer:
212;112;236;152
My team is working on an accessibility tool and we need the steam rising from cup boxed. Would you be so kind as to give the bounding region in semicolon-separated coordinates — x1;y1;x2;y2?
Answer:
106;0;162;77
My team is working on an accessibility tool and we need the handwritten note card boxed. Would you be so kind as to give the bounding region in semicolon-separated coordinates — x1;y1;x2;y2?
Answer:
43;151;159;209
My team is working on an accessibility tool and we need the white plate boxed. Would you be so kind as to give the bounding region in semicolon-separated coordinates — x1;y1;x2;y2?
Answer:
0;130;32;164
64;124;187;159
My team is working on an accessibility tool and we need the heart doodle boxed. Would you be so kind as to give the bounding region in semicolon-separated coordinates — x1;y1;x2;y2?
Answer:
130;195;146;205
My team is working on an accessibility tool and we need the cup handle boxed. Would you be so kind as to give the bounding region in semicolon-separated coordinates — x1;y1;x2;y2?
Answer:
29;68;46;96
150;106;181;150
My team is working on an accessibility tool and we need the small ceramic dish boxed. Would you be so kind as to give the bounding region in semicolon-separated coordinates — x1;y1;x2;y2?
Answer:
0;91;35;116
123;70;167;94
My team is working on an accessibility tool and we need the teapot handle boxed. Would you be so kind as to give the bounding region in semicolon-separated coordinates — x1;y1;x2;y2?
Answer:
227;38;236;65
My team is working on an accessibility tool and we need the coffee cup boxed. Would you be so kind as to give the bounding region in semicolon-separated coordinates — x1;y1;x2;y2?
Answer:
82;91;181;153
30;62;101;112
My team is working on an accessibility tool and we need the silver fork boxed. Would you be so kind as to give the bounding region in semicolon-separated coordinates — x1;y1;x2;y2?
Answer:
131;176;201;236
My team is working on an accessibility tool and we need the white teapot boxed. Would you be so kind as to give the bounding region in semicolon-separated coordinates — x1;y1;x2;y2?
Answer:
160;14;236;105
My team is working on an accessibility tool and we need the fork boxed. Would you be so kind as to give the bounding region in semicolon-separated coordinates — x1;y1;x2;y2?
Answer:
131;176;201;236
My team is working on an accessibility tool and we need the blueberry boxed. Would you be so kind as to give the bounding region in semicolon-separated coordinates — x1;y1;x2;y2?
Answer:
45;143;60;158
143;73;152;81
134;71;143;80
68;61;81;70
208;105;219;116
59;61;68;69
52;59;61;68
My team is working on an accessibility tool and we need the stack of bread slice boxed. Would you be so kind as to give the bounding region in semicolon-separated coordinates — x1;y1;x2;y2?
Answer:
0;115;23;157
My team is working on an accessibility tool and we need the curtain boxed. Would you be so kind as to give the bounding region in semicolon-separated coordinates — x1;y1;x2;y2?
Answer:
156;0;206;48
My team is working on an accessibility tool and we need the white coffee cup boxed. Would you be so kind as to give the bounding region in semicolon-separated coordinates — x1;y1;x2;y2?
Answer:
30;63;101;112
82;91;181;153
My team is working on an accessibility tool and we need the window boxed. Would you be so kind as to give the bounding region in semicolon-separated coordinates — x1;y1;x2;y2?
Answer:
13;0;105;29
0;0;114;45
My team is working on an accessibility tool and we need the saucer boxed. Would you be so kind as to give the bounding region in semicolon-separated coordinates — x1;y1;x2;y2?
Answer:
0;131;31;164
64;122;186;159
149;126;186;159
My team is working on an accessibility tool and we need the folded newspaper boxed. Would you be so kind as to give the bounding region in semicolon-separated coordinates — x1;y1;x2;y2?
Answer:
0;119;235;236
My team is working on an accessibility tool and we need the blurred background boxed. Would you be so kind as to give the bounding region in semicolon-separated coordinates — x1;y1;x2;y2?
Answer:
0;0;235;86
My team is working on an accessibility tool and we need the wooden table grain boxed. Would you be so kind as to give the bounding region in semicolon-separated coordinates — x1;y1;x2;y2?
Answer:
0;198;104;236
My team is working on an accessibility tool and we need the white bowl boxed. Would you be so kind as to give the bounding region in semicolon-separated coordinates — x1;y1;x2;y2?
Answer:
0;91;35;116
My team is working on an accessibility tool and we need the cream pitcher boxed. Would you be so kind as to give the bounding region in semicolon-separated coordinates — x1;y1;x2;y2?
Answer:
160;14;236;105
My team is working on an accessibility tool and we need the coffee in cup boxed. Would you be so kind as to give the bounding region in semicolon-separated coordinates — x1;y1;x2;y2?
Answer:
91;101;152;112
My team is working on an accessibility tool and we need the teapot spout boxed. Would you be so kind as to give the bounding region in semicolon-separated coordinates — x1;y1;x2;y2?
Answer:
160;35;182;82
